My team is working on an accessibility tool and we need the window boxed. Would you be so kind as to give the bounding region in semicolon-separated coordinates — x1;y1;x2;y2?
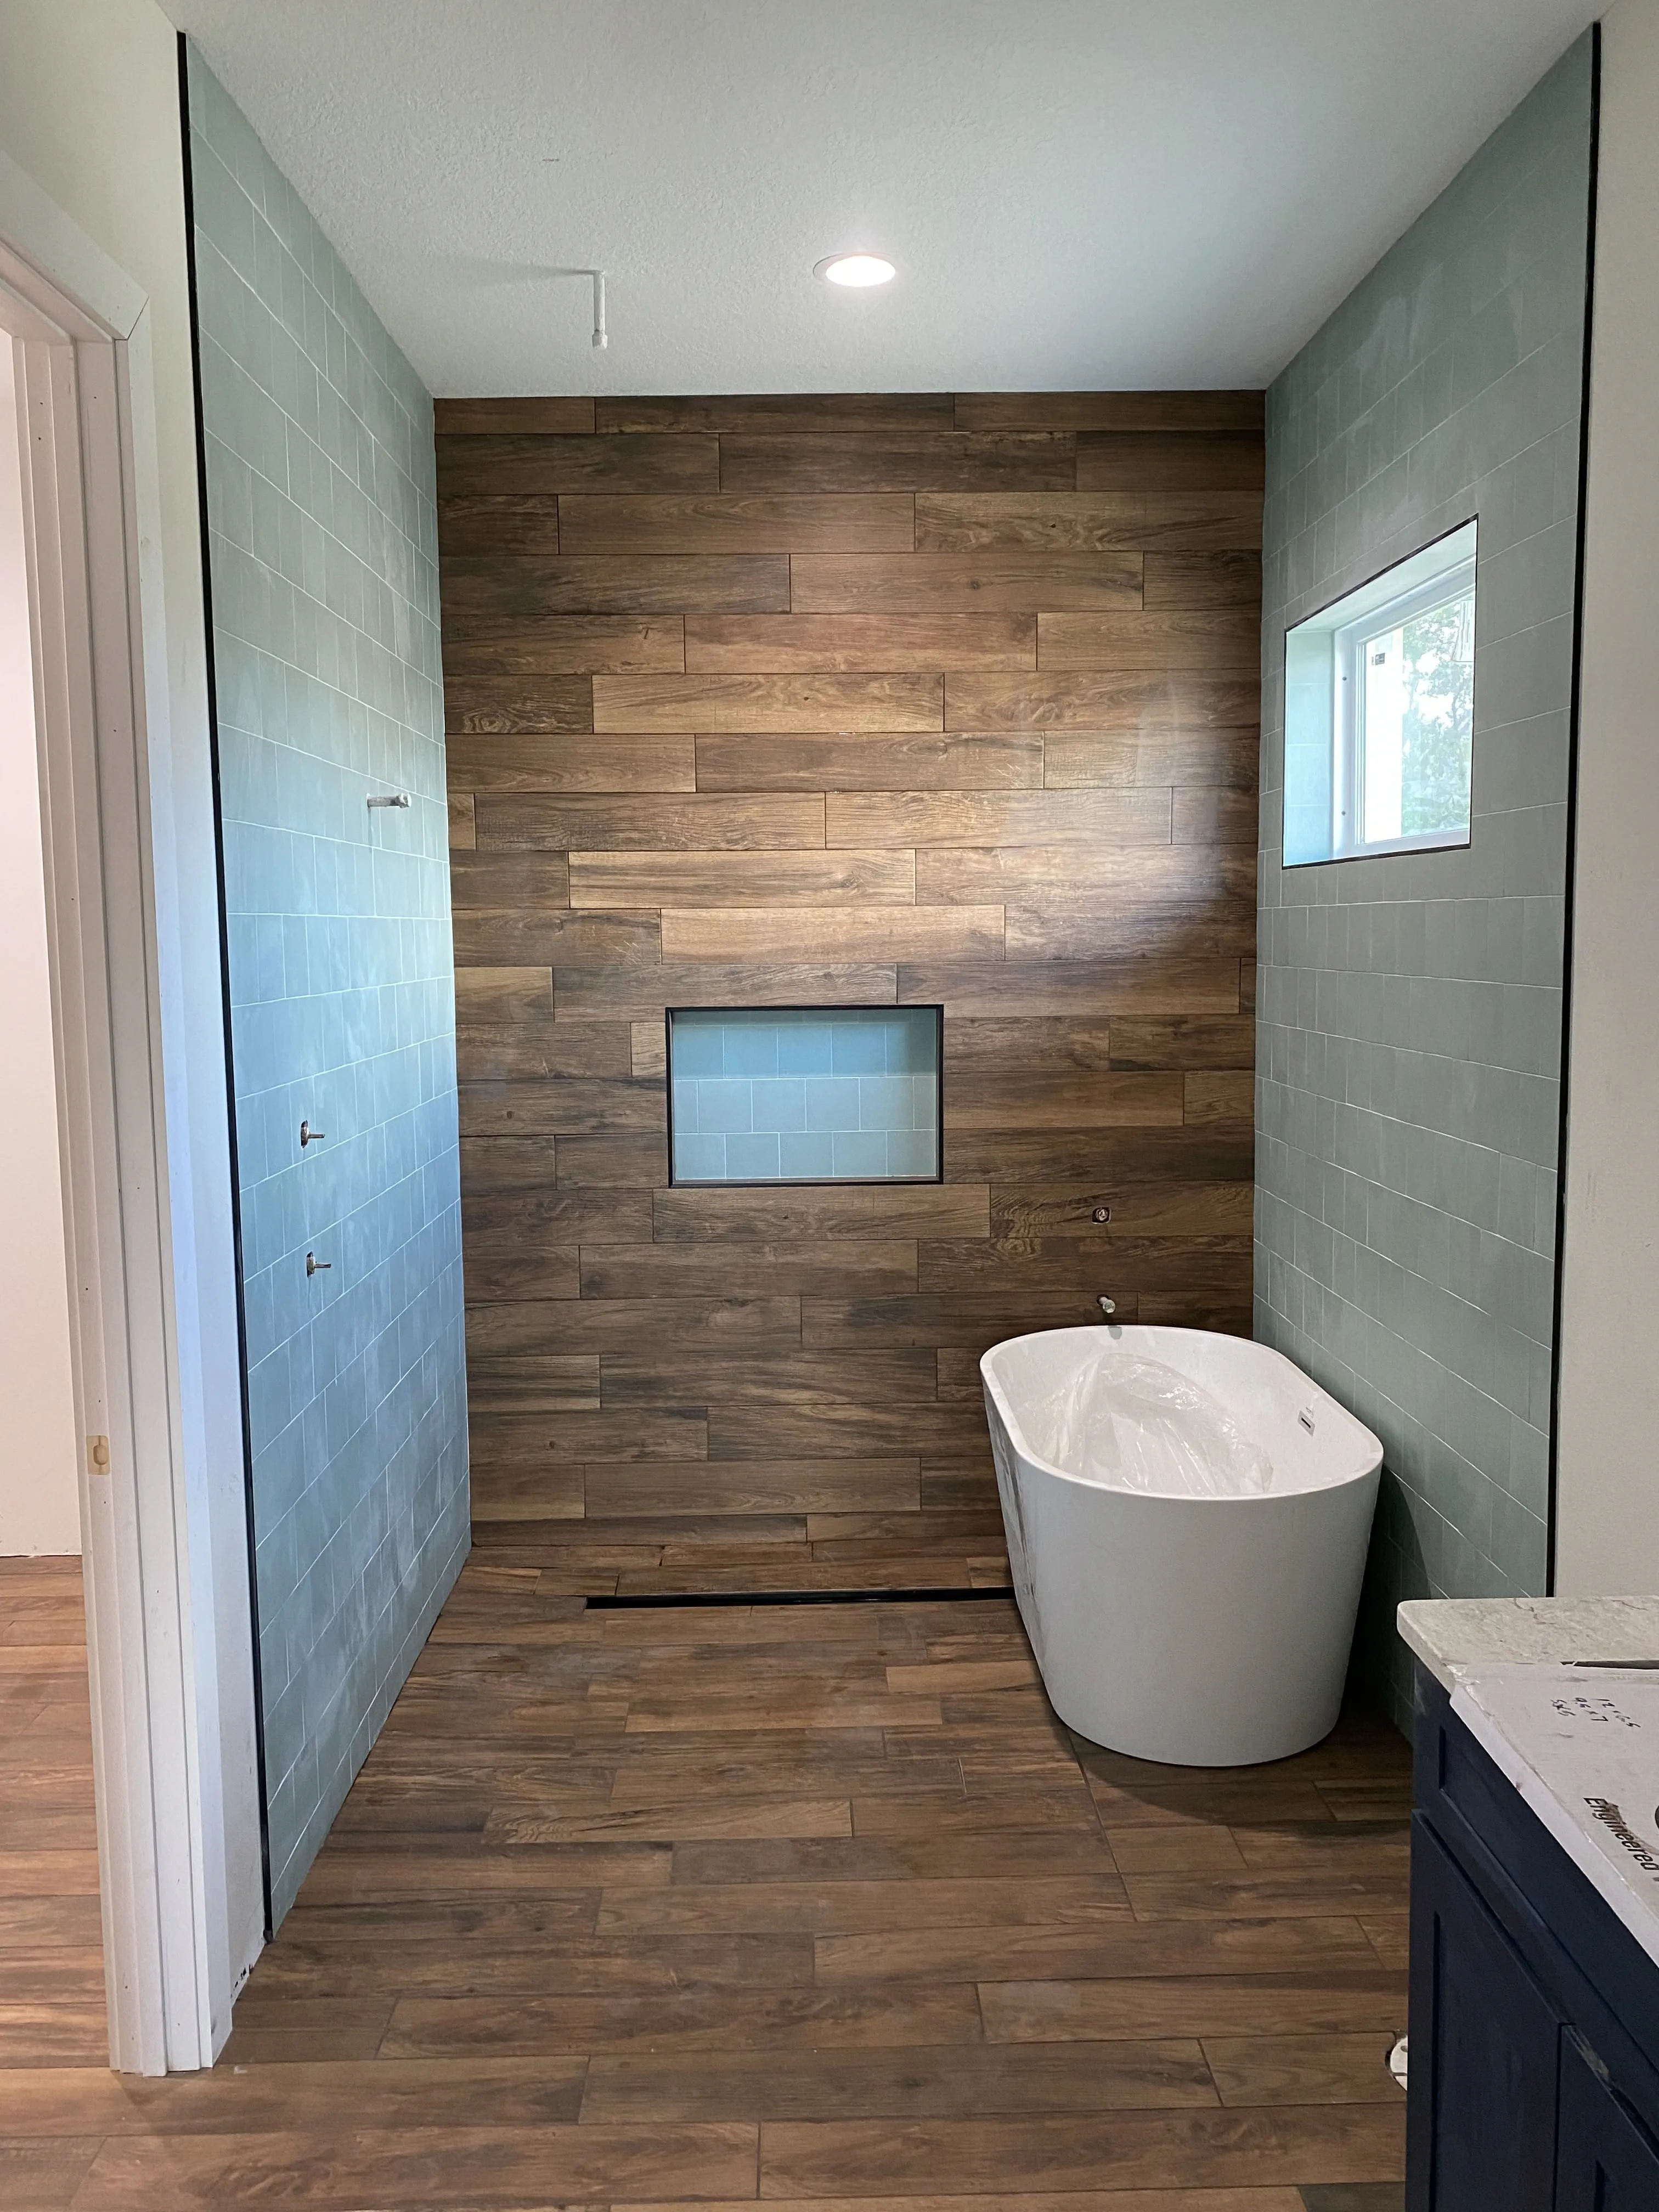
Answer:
668;1007;942;1184
1283;521;1477;866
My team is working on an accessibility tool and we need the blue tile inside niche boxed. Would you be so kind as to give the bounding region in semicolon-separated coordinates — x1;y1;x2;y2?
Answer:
669;1007;941;1182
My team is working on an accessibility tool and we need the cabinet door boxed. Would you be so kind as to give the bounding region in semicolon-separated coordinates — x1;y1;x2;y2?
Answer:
1407;1818;1561;2211
1555;2028;1659;2209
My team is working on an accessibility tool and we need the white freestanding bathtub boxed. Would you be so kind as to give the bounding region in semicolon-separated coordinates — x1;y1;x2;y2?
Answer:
980;1326;1383;1767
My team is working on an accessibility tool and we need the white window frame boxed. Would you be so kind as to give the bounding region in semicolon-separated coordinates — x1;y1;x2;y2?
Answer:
1332;555;1477;860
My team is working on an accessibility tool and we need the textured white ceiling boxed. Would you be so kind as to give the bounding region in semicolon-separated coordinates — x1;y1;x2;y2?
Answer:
163;0;1599;398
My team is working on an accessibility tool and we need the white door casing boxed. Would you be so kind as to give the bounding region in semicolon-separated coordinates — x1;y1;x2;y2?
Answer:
0;155;261;2072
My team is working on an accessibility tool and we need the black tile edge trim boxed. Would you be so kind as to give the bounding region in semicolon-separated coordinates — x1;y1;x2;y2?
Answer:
1547;18;1602;1596
177;31;273;1941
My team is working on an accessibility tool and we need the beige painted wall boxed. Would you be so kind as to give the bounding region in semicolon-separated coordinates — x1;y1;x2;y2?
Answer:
0;341;80;1555
1555;0;1659;1594
0;0;264;2031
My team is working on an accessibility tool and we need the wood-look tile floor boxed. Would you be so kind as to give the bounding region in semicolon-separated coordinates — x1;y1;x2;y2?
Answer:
2;1551;1408;2210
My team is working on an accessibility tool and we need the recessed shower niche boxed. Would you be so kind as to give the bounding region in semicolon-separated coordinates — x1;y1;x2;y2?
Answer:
667;1007;943;1185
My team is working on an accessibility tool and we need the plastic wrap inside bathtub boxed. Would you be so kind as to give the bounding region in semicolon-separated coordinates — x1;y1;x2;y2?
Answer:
1001;1347;1273;1497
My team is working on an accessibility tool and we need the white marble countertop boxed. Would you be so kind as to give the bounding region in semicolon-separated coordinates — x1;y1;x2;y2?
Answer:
1398;1595;1659;1689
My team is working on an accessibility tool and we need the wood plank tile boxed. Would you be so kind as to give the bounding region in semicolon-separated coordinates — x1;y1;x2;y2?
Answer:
438;431;720;495
696;730;1042;792
599;395;955;434
652;1185;989;1243
632;1019;668;1075
1121;1870;1413;1923
561;494;916;553
599;1348;941;1412
475;792;826;851
471;1409;708;1465
979;1971;1408;2045
445;671;592;733
456;1238;580;1301
898;957;1242;1018
685;614;1035;672
946;673;1260;732
442;613;686;674
721;434;1076;494
1186;1071;1256;1128
72;2122;759;2209
449;732;696;792
757;2107;1402;2197
918;492;1261;552
453;967;552;1023
442;552;791;616
1204;2034;1405;2108
947;1071;1184;1130
552;965;896;1023
660;905;1003;964
1110;1016;1260;1069
1043;730;1259;790
467;1464;588;1521
464;1299;802;1355
1003;907;1254;963
581;2037;1216;2121
435;398;596;435
594;673;945;734
1176;788;1261;844
465;1354;602;1415
449;850;572;907
457;1020;636;1085
450;911;661;967
1144;551;1263;610
486;1798;854;1844
1075;433;1267;493
585;1462;921;1519
792;552;1141;613
826;789;1172;849
448;790;476;847
438;495;560;558
989;1182;1252;1237
569;848;916;908
955;393;1264;434
458;1077;664;1137
382;1983;985;2057
917;843;1254;905
632;2198;1305;2212
582;1244;920;1300
1038;608;1260;669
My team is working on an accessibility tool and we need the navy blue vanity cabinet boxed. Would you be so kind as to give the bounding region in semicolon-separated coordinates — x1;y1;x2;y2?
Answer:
1408;1818;1562;2209
1409;1669;1659;2210
1555;2032;1659;2208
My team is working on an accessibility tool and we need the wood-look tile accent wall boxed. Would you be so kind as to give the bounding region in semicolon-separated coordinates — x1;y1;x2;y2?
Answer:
438;393;1262;1552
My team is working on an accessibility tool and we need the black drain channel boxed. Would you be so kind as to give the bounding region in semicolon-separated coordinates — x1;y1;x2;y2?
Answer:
585;1586;1012;1610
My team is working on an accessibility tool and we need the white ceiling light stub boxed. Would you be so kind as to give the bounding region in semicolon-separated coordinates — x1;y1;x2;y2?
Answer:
815;253;895;287
546;266;608;347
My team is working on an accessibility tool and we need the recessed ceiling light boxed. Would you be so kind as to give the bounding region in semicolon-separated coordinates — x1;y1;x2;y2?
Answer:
815;253;895;288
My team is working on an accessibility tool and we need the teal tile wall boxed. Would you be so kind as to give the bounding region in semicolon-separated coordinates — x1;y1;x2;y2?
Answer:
186;49;467;1921
1255;35;1595;1729
670;1009;940;1182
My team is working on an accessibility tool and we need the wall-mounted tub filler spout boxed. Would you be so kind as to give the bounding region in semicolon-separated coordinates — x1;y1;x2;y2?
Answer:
1098;1296;1116;1317
299;1120;325;1147
366;792;410;809
306;1252;331;1278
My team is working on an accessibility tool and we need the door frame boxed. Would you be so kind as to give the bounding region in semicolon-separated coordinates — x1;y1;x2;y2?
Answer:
0;156;260;2073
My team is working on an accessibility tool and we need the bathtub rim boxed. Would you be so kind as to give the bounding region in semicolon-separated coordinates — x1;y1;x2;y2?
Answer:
980;1323;1384;1505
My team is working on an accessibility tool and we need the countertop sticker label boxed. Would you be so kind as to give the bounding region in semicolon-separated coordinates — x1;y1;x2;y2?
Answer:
1585;1796;1659;1877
